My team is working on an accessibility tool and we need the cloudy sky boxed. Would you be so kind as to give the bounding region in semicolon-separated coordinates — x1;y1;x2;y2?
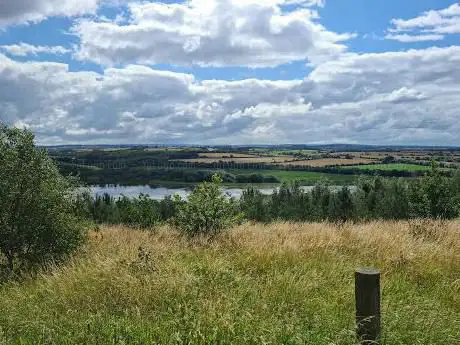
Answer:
0;0;459;145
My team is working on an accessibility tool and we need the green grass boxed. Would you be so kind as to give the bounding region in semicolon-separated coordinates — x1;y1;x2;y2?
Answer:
0;221;458;344
342;164;432;172
145;168;356;186
149;168;356;186
228;169;355;184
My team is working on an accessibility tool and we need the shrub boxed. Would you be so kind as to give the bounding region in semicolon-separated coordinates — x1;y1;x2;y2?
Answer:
170;174;243;236
0;125;86;274
125;194;160;229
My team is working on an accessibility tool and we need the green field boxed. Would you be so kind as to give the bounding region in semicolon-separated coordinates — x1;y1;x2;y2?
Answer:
0;222;458;344
343;164;432;171
227;169;355;184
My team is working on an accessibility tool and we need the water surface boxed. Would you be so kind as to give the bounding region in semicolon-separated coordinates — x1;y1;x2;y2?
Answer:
89;185;354;200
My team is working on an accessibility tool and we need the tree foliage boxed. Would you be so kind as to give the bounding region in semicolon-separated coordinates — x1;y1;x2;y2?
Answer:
74;192;173;229
170;174;243;236
0;125;86;273
238;165;460;223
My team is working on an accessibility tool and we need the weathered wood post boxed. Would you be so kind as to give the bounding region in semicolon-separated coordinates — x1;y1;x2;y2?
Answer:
355;267;381;344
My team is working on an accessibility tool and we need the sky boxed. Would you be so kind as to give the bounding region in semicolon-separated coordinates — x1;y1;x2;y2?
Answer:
0;0;460;146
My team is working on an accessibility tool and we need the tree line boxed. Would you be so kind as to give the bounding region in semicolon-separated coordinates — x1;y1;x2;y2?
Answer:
58;165;280;186
77;164;460;227
241;169;459;223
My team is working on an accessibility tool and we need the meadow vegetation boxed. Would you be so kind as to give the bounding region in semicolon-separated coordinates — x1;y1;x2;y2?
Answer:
0;221;458;344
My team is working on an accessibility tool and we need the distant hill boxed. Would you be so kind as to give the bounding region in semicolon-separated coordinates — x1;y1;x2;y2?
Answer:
42;143;460;152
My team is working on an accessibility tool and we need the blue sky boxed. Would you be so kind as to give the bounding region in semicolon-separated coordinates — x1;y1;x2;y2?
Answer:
0;0;460;145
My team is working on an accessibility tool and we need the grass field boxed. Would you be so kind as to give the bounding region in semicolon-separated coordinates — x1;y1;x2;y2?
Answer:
227;169;355;184
343;164;433;171
278;158;377;167
0;221;458;344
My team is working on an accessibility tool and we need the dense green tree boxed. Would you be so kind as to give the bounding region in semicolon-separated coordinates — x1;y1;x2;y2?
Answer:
240;186;271;222
269;182;312;221
328;186;355;222
384;179;410;219
408;179;430;218
419;163;459;219
310;181;331;221
0;125;86;273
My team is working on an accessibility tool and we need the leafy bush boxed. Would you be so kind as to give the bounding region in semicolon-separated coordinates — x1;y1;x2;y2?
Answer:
171;174;243;236
118;194;160;229
0;125;86;273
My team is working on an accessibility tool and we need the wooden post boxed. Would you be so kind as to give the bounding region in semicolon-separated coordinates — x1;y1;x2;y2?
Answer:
355;267;381;344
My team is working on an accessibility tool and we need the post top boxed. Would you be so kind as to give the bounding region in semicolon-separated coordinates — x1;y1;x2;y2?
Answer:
356;267;380;275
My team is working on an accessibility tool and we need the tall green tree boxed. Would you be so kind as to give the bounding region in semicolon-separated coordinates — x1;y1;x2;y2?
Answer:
310;181;331;221
0;125;86;273
240;186;271;222
327;186;354;222
420;162;459;219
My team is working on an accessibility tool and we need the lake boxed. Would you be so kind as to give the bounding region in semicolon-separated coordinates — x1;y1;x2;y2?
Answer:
88;185;354;200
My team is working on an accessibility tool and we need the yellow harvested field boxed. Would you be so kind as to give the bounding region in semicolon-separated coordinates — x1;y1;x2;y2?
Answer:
278;158;377;167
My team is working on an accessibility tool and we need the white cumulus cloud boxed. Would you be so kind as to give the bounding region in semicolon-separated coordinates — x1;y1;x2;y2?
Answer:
0;43;70;56
1;45;460;145
72;0;353;68
384;33;445;43
386;3;460;42
0;0;101;27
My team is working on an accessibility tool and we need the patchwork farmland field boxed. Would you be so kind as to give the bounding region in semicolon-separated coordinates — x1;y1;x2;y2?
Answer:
178;157;378;167
248;148;320;156
176;156;295;164
277;158;377;167
50;145;460;188
197;152;258;158
343;164;434;171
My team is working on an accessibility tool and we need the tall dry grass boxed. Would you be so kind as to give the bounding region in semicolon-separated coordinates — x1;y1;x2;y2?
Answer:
0;221;458;344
